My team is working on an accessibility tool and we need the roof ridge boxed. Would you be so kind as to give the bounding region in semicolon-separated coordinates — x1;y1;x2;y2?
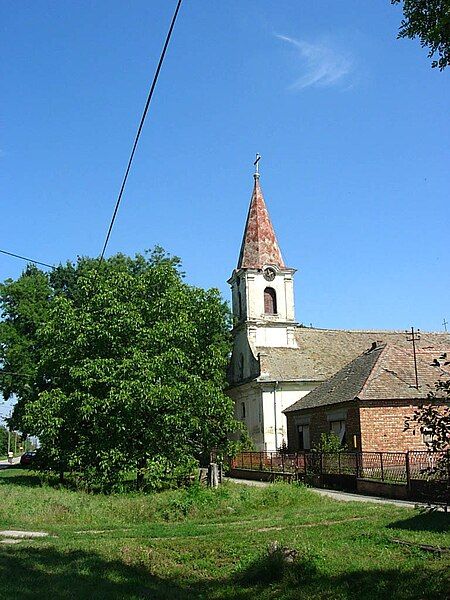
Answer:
297;327;450;334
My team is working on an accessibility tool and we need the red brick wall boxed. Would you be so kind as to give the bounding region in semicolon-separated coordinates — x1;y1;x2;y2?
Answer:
286;402;360;451
358;400;446;452
286;400;449;453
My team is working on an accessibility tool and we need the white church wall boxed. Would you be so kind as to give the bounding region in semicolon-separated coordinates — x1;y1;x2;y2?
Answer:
229;328;259;383
261;383;316;452
227;382;265;450
254;325;297;348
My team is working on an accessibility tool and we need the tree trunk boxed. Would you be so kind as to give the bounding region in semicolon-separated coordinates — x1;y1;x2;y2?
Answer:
136;456;146;490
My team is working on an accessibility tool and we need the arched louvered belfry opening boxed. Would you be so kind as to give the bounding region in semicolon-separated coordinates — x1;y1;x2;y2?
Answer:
264;287;277;315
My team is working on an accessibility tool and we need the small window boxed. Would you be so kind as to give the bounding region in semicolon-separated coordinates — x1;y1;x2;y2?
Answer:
241;402;246;419
264;287;277;315
297;424;310;450
330;420;346;445
238;354;244;380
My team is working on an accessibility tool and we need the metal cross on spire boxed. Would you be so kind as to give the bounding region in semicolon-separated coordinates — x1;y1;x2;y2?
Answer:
443;318;448;332
253;153;261;178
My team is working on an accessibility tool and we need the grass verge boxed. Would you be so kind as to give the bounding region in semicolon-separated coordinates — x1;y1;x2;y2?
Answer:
0;469;449;599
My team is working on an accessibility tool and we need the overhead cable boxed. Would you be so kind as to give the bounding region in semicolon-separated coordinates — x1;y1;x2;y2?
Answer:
0;249;55;269
99;0;183;261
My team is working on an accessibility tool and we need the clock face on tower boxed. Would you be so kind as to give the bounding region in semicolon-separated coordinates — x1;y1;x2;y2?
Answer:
263;267;276;282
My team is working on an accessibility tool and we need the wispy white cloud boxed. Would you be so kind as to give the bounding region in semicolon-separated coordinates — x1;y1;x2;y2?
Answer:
276;34;353;90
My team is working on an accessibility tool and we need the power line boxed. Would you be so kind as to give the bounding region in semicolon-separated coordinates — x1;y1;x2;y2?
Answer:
1;3;182;275
0;249;54;270
99;0;183;262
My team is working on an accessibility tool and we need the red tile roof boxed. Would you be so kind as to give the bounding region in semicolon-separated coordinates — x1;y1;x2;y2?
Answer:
284;343;450;413
237;175;285;269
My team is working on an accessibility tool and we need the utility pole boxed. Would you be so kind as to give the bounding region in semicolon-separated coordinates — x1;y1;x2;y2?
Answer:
406;327;420;389
3;411;12;456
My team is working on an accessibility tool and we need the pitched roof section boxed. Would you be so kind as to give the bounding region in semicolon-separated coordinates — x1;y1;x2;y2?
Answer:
284;343;450;413
360;345;450;400
284;344;384;412
256;328;450;383
237;175;285;269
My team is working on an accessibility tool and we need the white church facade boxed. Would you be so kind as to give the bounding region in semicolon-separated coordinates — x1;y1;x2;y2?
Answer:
226;168;450;452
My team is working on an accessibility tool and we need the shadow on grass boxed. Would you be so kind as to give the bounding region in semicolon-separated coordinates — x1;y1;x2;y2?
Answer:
1;543;449;600
0;468;45;488
0;545;185;600
235;550;449;600
387;511;450;534
0;468;159;494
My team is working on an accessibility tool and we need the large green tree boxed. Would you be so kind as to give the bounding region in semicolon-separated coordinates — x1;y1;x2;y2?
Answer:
392;0;450;69
0;265;52;429
1;250;241;490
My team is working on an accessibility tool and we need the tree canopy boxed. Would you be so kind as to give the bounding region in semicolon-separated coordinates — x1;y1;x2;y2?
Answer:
0;426;8;456
0;249;242;490
392;0;450;69
405;378;450;502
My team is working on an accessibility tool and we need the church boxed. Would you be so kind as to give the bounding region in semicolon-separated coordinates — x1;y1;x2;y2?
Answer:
226;166;450;452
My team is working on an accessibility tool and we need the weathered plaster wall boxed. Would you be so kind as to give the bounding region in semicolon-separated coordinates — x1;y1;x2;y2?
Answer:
261;383;315;451
227;382;264;449
229;267;296;334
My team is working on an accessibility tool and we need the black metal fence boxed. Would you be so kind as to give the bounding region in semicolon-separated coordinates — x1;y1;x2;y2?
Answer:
230;450;448;485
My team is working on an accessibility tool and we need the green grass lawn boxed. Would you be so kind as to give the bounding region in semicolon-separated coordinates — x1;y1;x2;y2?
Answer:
0;469;449;600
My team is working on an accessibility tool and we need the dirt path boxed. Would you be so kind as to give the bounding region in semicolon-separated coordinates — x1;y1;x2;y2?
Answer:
225;477;430;509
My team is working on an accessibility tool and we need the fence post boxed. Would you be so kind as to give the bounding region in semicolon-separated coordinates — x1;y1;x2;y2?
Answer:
260;451;263;471
304;451;307;476
250;452;253;470
338;452;341;475
380;452;384;482
281;451;285;473
270;452;273;472
405;451;411;492
356;452;360;478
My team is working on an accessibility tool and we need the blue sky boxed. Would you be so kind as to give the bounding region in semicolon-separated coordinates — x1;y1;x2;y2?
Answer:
1;0;449;334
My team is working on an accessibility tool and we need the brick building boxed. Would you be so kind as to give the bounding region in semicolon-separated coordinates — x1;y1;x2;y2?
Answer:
283;343;450;453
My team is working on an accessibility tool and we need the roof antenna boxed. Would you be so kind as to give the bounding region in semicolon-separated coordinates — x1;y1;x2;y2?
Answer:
253;153;261;179
405;326;421;389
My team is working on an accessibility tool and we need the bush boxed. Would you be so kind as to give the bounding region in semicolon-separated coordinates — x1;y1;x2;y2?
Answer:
314;432;346;453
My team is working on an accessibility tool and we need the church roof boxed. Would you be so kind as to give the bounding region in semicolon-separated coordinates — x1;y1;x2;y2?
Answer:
256;328;450;383
237;175;285;269
284;343;450;413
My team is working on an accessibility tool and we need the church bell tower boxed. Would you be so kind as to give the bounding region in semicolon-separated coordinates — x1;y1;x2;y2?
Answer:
228;159;297;354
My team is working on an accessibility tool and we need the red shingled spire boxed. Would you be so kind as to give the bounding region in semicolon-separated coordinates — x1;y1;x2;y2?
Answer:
237;174;285;269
